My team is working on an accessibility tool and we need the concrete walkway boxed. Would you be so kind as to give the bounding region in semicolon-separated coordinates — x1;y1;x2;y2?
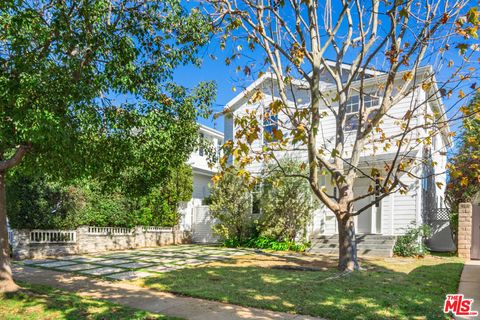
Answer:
13;265;322;320
457;260;480;319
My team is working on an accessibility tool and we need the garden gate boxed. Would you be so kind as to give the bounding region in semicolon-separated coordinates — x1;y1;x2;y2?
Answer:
472;204;480;260
192;206;218;243
424;208;456;252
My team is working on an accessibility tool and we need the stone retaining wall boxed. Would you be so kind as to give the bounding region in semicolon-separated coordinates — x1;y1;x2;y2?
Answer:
12;226;191;259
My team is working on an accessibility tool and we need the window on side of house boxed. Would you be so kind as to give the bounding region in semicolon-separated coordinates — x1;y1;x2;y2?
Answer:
345;95;360;131
345;95;380;131
216;139;222;159
263;108;278;143
199;133;204;156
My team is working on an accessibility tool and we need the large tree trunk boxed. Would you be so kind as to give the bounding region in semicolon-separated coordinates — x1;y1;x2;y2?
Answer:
0;171;18;293
338;215;360;271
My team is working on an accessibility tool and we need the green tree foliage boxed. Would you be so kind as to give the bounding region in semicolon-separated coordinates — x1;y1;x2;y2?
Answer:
445;93;480;246
209;168;254;243
6;175;81;229
0;0;213;290
7;164;193;229
0;1;214;180
210;160;315;248
257;159;315;242
130;163;193;227
446;93;480;208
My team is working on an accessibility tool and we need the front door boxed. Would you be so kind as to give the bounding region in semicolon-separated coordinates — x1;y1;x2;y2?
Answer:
353;182;381;234
353;185;373;234
472;204;480;260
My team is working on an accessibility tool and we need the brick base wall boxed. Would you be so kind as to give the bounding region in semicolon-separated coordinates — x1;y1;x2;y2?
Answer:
458;203;472;259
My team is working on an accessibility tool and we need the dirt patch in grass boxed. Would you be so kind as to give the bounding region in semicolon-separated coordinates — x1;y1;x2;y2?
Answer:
209;253;336;269
206;251;383;270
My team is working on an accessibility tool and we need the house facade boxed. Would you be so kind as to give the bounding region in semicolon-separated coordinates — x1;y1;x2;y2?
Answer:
179;124;223;242
223;65;452;242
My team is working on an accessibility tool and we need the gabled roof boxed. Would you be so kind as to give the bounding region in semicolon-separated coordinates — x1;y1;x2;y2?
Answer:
308;59;387;77
220;72;310;116
198;123;223;139
221;65;452;146
222;61;385;115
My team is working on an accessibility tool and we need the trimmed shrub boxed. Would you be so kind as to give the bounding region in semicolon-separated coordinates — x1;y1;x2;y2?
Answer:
257;159;315;242
246;236;309;252
209;169;256;243
393;223;432;257
222;236;309;252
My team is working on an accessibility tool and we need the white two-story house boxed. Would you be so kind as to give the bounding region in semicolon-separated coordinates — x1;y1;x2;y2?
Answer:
223;64;454;254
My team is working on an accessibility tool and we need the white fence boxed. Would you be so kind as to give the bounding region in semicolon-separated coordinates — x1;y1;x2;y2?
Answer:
8;230;14;245
86;227;133;235
143;226;173;233
192;206;218;243
30;230;77;243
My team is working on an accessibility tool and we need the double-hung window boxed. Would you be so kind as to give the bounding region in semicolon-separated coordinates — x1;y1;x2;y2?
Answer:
198;133;204;156
345;95;379;131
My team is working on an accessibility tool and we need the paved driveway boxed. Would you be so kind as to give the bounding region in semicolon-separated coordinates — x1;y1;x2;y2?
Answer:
16;245;252;281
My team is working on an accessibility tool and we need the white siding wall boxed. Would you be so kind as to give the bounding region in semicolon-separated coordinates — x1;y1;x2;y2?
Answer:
188;126;223;173
225;75;454;234
392;173;421;235
192;173;212;200
181;125;223;233
230;81;425;168
428;101;449;209
317;170;422;236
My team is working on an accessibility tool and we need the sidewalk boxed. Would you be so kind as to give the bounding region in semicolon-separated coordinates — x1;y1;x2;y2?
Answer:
13;265;323;320
457;260;480;320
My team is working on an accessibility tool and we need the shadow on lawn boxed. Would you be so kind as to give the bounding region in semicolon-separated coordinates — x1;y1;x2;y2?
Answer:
1;283;159;320
141;259;463;320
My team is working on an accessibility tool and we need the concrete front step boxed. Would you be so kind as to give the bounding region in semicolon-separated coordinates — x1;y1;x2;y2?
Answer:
308;234;396;257
313;235;396;241
309;248;394;257
312;240;396;245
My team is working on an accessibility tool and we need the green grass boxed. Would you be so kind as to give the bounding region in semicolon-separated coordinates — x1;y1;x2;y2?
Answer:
0;282;179;320
138;255;464;320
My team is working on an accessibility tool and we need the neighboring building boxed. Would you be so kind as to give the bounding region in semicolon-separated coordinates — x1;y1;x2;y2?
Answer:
222;64;453;253
188;124;224;205
179;124;223;242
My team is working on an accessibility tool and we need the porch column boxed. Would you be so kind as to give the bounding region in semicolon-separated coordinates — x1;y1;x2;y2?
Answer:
371;206;377;234
458;202;472;259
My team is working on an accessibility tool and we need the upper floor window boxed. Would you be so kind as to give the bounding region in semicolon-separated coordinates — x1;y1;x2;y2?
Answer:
216;140;222;159
199;133;204;156
263;108;278;143
345;95;380;131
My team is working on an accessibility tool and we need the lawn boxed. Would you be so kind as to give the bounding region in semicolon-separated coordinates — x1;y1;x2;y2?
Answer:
136;253;464;320
0;282;178;320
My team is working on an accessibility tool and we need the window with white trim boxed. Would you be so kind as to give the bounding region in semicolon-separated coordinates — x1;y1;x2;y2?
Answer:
345;95;380;131
263;108;278;143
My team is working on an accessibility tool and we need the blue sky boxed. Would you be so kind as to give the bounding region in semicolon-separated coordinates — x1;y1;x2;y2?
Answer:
173;1;479;138
173;46;234;132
